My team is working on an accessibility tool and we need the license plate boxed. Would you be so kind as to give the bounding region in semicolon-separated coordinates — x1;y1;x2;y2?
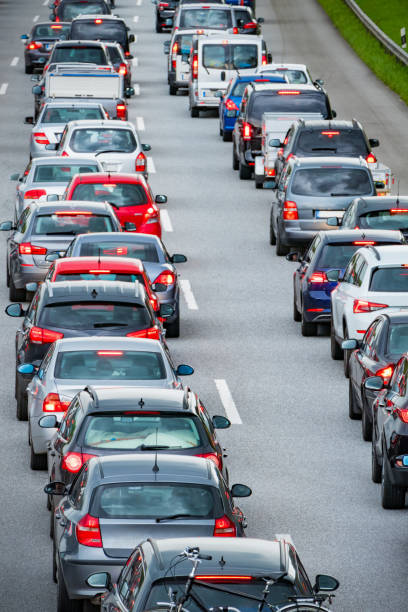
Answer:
44;43;53;51
102;163;120;172
316;210;345;219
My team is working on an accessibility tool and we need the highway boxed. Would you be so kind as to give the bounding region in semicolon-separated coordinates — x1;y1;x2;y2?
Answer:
0;0;407;610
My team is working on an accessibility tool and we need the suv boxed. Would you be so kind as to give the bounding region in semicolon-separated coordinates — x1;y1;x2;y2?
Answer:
338;196;408;239
269;156;376;256
45;39;111;69
232;83;335;180
172;4;261;35
52;0;111;22
275;119;380;183
69;15;136;56
21;22;70;73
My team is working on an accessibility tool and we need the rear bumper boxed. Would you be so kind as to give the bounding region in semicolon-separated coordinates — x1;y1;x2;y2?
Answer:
12;261;49;289
60;554;124;600
386;456;408;487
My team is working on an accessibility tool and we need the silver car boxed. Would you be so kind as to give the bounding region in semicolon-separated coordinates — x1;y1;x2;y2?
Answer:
23;336;194;469
25;101;108;158
11;156;103;222
48;119;151;178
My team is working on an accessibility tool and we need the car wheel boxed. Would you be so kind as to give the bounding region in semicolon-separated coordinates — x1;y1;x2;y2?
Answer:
361;394;373;441
219;126;223;136
47;493;51;511
343;325;350;378
269;212;276;245
169;84;177;95
155;22;162;33
381;455;406;509
9;275;26;302
25;63;33;74
301;310;317;336
275;224;289;256
222;131;232;142
330;320;343;360
348;380;361;420
16;377;28;421
190;106;199;118
239;162;251;180
293;292;301;322
165;311;180;338
255;180;263;189
30;444;47;471
232;146;239;171
371;437;382;483
52;535;58;583
6;262;10;287
57;566;84;612
50;507;55;539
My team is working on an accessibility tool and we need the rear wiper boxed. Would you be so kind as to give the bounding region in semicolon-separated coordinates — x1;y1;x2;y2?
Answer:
44;231;78;235
94;149;123;156
140;444;170;451
311;147;337;151
93;321;128;328
330;192;354;196
156;513;200;523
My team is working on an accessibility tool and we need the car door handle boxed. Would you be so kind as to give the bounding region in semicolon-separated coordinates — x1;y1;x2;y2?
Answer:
49;451;56;456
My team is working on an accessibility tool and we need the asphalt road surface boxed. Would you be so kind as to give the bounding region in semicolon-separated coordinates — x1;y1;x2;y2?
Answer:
0;0;407;610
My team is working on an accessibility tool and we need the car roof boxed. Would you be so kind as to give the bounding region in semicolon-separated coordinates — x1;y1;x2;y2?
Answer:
295;119;362;130
65;119;133;130
53;40;107;47
199;34;259;43
72;232;160;245
53;336;164;352
260;62;308;71
357;244;408;264
383;312;408;324
52;256;145;273
32;21;70;28
233;74;285;84
84;386;189;410
352;196;408;212
69;172;148;187
29;156;100;167
30;200;112;214
291;156;369;168
249;82;317;93
71;14;125;22
42;279;145;301
41;102;104;109
320;229;404;244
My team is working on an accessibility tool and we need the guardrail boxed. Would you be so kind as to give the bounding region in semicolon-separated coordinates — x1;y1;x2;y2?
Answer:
344;0;408;66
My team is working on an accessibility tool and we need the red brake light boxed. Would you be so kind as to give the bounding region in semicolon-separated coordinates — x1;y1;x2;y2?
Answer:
242;122;252;141
33;132;50;145
28;42;42;50
195;576;253;582
192;54;198;80
97;350;124;356
243;22;257;29
116;103;127;120
24;189;47;200
62;452;96;475
390;209;408;214
308;271;328;283
376;365;394;385
261;53;266;65
353;300;388;313
61;151;69;157
195;452;221;469
265;168;275;176
171;42;178;70
353;241;376;245
55;211;92;216
51;24;62;29
232;27;238;34
94;18;102;23
76;513;102;547
154;271;175;285
42;393;70;413
283;200;298;220
278;90;300;95
126;327;160;339
135;152;146;172
366;153;377;163
29;326;64;344
395;408;408;424
213;515;236;537
19;243;47;255
225;98;238;111
321;131;340;137
118;63;127;76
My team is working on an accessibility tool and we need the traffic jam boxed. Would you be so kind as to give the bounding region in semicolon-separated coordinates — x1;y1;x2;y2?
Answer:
1;0;407;610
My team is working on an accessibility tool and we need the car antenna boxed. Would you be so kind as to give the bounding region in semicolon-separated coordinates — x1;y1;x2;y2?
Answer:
396;179;400;207
152;427;159;477
218;556;226;567
139;398;145;408
98;247;101;266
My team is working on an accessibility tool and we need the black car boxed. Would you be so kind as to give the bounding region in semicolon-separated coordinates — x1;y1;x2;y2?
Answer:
366;353;408;508
69;15;135;56
232;83;335;180
5;280;171;420
345;312;408;441
52;0;111;22
21;22;70;74
155;0;180;33
336;196;408;240
289;229;404;338
274;119;380;184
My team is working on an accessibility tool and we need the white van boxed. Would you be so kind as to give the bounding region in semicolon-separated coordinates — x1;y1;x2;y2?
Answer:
188;34;268;117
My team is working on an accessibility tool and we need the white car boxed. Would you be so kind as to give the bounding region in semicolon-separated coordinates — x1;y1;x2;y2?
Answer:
256;62;323;87
331;245;408;376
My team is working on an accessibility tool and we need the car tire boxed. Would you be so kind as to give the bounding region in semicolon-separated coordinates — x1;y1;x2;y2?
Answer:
9;275;26;302
255;180;263;189
165;312;180;338
348;380;361;420
50;507;54;539
232;146;239;171
47;493;51;511
30;444;47;471
275;224;289;256
343;325;350;378
269;212;276;245
293;292;301;322
6;262;10;287
371;437;382;484
301;311;317;337
52;535;58;583
57;566;84;612
16;377;28;421
222;131;232;142
381;455;406;509
190;106;199;118
25;63;33;75
361;394;372;441
330;321;343;360
239;162;251;180
155;22;162;33
169;84;177;95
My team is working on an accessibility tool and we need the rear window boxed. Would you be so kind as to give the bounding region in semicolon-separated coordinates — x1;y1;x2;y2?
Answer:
262;68;308;84
33;163;98;183
70;21;127;47
176;34;193;57
203;44;258;70
358;210;408;231
291;168;372;197
54;349;166;380
70;128;136;153
52;45;106;64
32;213;114;235
249;92;329;122
55;272;143;282
61;1;109;20
316;243;361;269
180;9;232;29
71;182;148;207
90;483;221;519
388;323;408;355
41;106;104;124
39;302;151;330
83;413;203;450
369;267;408;292
295;130;368;157
79;241;159;262
33;24;70;39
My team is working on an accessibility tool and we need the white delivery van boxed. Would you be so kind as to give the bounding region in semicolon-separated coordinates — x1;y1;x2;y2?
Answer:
188;34;268;117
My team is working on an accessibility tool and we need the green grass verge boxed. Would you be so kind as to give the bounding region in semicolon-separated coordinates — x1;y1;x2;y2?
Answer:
316;0;408;105
356;0;408;46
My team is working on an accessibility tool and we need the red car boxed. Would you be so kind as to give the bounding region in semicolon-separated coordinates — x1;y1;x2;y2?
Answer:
63;173;167;236
44;256;163;313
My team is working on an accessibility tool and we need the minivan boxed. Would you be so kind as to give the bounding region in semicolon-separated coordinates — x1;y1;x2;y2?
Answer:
69;15;135;56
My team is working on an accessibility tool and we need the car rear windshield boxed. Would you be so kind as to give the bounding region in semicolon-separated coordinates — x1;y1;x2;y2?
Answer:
33;163;98;183
295;129;369;157
52;45;106;64
369;267;408;292
316;243;361;269
69;128;136;153
54;349;166;379
55;271;144;282
83;413;203;450
61;1;109;21
388;323;408;355
41;106;104;123
262;68;308;84
249;92;329;122
90;483;221;519
291;168;372;197
176;34;193;57
180;8;232;29
32;213;114;235
358;210;408;231
33;24;70;39
71;182;148;206
70;22;127;47
39;302;151;330
202;44;258;70
79;241;159;262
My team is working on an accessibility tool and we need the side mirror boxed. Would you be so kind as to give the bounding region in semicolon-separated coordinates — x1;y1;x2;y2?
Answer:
142;143;151;152
26;282;38;292
124;221;136;232
313;575;339;593
159;303;174;318
285;251;299;262
257;17;264;23
314;78;324;87
5;303;25;317
45;251;62;262
326;216;339;227
365;376;384;391
32;85;42;95
21;34;29;40
127;54;134;60
155;194;167;204
43;481;68;496
220;71;226;82
46;194;59;202
24;116;34;125
171;253;187;263
331;109;337;118
341;339;359;350
230;483;252;498
128;34;135;43
375;180;385;189
17;363;36;375
9;173;20;181
369;138;379;148
269;138;281;147
326;268;341;282
151;282;167;293
125;87;134;98
86;572;111;589
0;221;15;231
39;414;60;429
163;40;171;55
212;415;231;429
176;364;194;376
45;143;58;151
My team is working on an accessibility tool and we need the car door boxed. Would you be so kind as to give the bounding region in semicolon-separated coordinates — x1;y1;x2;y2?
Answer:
352;320;383;406
49;397;82;485
332;253;362;337
16;288;40;364
297;235;321;310
382;357;408;456
273;163;292;232
27;342;56;416
115;547;145;611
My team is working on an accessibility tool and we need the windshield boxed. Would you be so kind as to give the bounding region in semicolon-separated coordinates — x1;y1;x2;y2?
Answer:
70;22;127;47
39;302;151;330
71;182;148;206
41;106;104;124
78;241;159;262
90;483;221;519
262;68;308;84
180;9;232;29
33;24;70;39
316;243;360;269
54;349;166;379
83;413;203;450
388;323;408;355
369;267;408;292
249;92;329;122
32;213;114;235
52;45;106;64
358;210;408;231
69;128;136;153
296;130;368;156
61;2;109;20
291;168;372;197
202;44;258;70
33;163;98;183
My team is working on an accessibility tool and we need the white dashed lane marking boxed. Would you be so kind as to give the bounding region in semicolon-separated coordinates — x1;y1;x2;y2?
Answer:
33;15;39;22
0;83;9;95
214;379;242;424
160;210;173;232
134;83;140;95
179;279;198;310
10;57;19;66
147;157;155;174
133;15;139;22
136;116;145;131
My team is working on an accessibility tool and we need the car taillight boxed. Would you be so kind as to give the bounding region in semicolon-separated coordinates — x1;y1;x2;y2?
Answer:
29;326;64;344
24;189;47;199
243;22;257;29
265;168;275;176
192;54;198;79
150;295;159;311
33;132;50;145
308;271;328;283
42;393;70;413
144;205;159;224
154;271;175;285
353;241;376;245
171;41;178;70
232;27;238;34
366;153;377;163
283;200;298;221
278;90;300;95
242;122;252;141
126;327;160;339
196;452;221;469
28;42;42;50
158;2;169;8
353;300;388;313
261;53;267;65
135;152;146;172
118;63;127;76
19;243;47;255
62;452;96;475
395;408;408;424
55;16;60;22
116;103;127;120
213;515;236;537
225;98;238;111
76;513;102;547
376;365;394;385
61;151;69;157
